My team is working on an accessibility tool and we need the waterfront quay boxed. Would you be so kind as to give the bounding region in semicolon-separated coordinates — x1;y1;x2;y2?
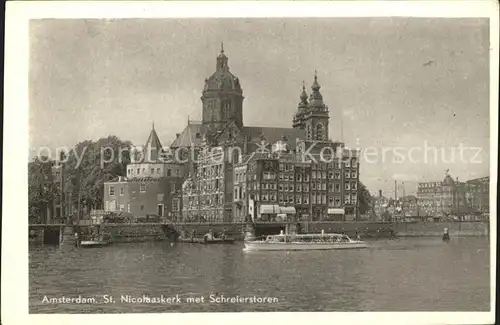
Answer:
29;219;490;246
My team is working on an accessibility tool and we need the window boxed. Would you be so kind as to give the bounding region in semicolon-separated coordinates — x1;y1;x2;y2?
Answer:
322;183;326;191
296;195;302;204
335;198;341;207
322;172;326;179
120;187;124;196
351;194;357;204
127;204;131;212
296;184;302;192
290;184;294;192
289;196;294;204
140;184;146;193
127;169;131;176
136;168;140;174
329;196;334;205
344;197;351;204
167;169;171;176
109;186;115;196
304;173;310;182
151;168;154;174
352;182;357;190
120;204;124;211
279;163;284;171
157;168;161;174
328;172;334;179
304;196;309;204
335;184;340;192
234;188;239;200
141;205;144;211
328;184;333;192
312;196;316;204
345;171;350;179
142;168;146;173
345;183;350;190
335;172;340;179
323;195;327;204
312;171;317;179
351;171;357;178
304;184;309;192
279;193;284;203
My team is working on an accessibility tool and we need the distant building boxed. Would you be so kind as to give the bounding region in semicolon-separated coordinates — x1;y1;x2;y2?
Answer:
465;176;489;213
372;192;390;221
400;195;418;215
416;171;488;216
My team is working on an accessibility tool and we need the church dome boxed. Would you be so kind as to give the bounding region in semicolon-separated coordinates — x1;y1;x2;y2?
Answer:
205;72;242;93
203;43;242;94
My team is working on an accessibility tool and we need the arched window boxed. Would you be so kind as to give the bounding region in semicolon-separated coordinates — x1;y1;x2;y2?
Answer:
316;123;324;140
306;124;312;140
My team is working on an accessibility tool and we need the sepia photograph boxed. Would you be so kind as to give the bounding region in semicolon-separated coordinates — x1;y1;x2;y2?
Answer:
2;1;498;324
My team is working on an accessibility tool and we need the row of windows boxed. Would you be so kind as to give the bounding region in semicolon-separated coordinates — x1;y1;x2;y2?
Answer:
249;181;357;192
110;183;177;195
199;164;223;178
109;186;125;196
127;167;179;177
256;193;357;205
198;179;222;192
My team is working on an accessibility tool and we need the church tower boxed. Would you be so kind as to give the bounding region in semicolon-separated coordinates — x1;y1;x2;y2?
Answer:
292;81;309;129
302;72;330;141
201;43;244;137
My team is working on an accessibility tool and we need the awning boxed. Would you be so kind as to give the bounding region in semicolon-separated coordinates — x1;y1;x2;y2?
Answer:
327;208;345;215
280;207;296;214
260;205;280;214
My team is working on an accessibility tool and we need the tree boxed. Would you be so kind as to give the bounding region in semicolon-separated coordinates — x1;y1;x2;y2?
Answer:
28;156;56;223
63;136;133;216
358;181;372;215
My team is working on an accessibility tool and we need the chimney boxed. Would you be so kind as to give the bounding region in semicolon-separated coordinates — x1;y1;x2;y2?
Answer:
176;133;180;139
379;190;382;197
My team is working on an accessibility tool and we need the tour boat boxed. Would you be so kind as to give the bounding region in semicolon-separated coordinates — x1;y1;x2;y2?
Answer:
244;231;367;251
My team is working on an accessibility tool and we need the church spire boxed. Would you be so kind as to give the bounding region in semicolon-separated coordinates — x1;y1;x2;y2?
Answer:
309;70;324;108
216;42;228;72
144;123;163;162
299;81;308;108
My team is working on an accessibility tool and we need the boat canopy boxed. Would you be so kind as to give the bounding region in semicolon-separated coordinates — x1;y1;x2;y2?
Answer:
280;207;296;214
260;205;280;214
327;208;345;215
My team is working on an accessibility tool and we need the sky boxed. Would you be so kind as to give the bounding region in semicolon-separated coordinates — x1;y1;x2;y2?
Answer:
29;18;491;196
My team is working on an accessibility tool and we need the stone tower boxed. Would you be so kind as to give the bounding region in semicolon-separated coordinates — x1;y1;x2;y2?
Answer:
201;43;244;138
304;72;330;141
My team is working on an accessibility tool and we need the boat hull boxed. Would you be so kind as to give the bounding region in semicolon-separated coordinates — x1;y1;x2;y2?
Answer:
244;241;367;251
80;241;110;248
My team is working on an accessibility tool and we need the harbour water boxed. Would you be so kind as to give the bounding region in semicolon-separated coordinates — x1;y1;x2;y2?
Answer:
29;237;490;313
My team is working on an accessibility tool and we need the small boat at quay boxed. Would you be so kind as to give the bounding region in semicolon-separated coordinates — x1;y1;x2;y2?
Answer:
244;231;367;251
80;240;110;248
178;237;235;244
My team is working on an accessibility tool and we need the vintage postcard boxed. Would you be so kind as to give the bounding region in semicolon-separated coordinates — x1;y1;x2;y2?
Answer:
2;1;498;325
